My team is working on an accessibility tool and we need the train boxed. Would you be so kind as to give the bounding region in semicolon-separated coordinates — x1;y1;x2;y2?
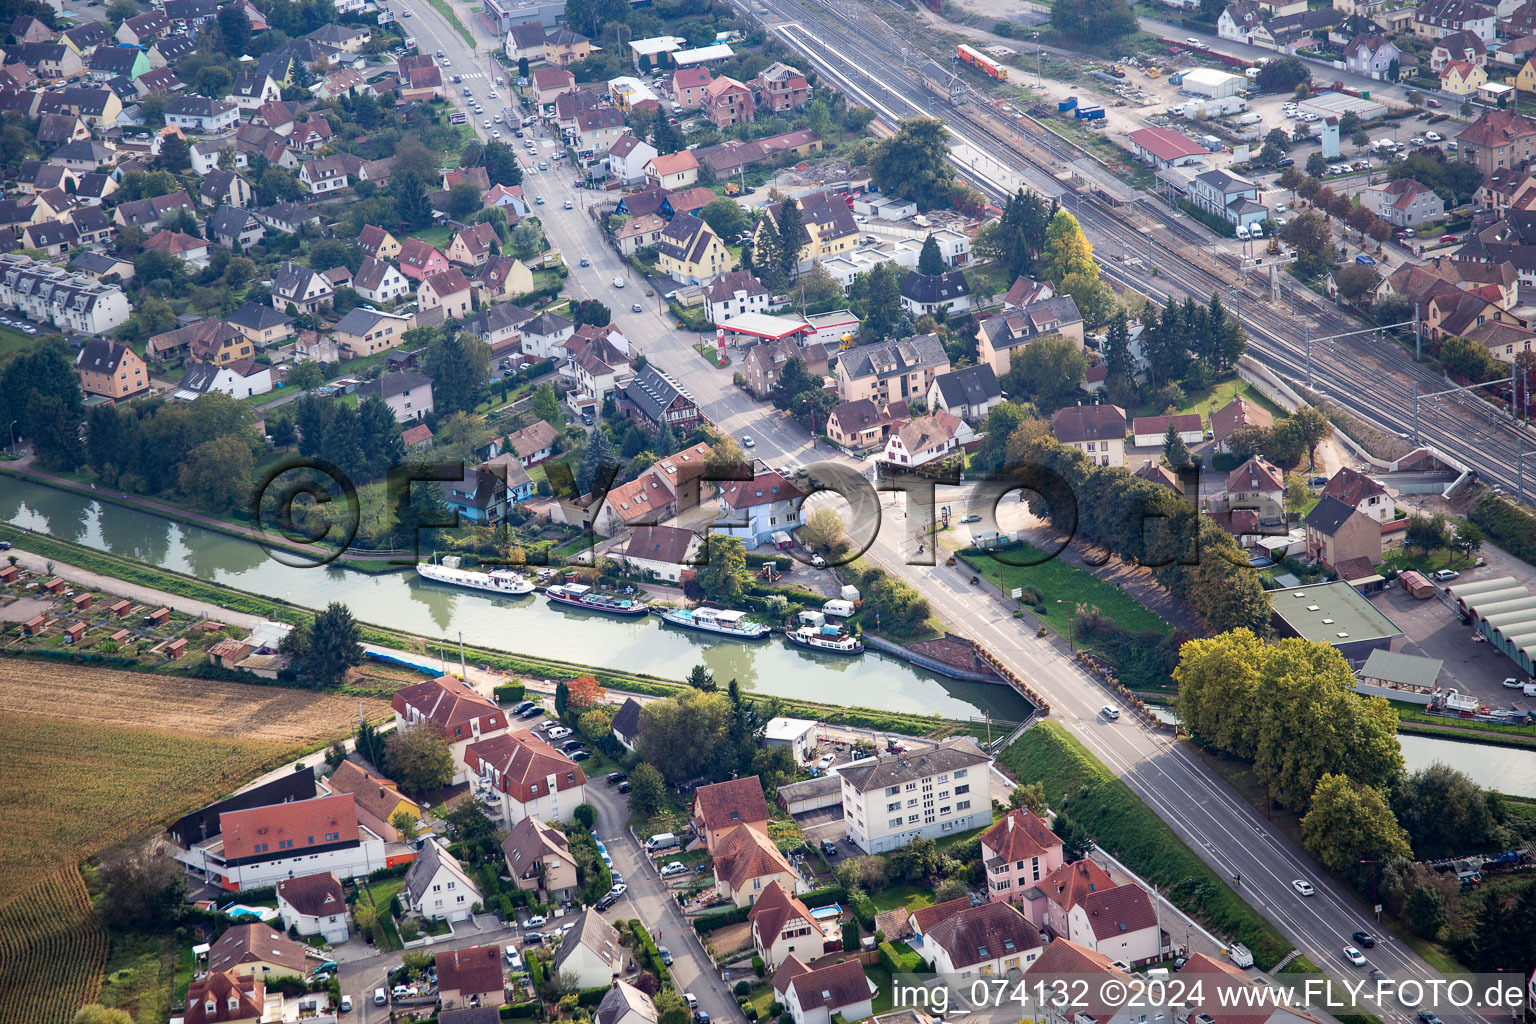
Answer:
957;44;1008;81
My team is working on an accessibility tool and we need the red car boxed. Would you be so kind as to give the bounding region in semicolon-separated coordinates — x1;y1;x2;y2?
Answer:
1425;98;1442;107
1440;234;1459;243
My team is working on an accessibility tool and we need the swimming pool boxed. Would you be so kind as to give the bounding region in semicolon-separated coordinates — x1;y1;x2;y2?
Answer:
809;903;842;920
222;904;279;921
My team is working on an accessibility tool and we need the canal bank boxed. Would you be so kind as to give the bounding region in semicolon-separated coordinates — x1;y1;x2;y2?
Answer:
0;479;1034;725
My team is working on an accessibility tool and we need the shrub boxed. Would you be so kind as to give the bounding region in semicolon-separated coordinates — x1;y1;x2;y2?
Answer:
693;904;751;933
744;1007;759;1021
734;981;751;997
753;956;765;977
494;683;526;704
578;986;611;1006
502;1003;540;1019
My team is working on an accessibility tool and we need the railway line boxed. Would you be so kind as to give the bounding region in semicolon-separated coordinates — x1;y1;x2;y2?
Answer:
752;0;1536;495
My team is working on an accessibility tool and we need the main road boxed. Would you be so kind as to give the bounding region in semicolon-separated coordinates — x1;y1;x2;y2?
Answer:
393;0;1448;1011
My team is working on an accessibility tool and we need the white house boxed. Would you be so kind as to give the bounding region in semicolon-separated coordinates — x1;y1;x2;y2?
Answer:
924;901;1043;980
881;410;973;468
552;909;624;988
927;365;1002;423
749;881;827;971
275;873;350;943
521;310;576;360
596;980;658;1024
623;524;700;582
392;676;509;785
464;728;588;827
172;359;273;400
763;717;818;764
164;94;240;132
837;737;993;854
1131;413;1203;448
1064;882;1164;966
607;135;658;185
1051;405;1127;468
899;270;973;317
402;838;483;923
611;698;642;752
715;471;804;547
354;371;434;423
773;957;876;1024
705;270;770;325
352;256;412;304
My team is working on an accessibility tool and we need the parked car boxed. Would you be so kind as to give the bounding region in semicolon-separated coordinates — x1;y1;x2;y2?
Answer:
618;781;631;793
571;750;591;761
1425;97;1441;107
609;883;628;897
562;739;585;751
816;754;834;770
1504;677;1525;688
1292;879;1315;897
1425;131;1441;142
606;771;626;784
660;862;688;877
340;995;353;1012
547;726;571;739
511;700;535;714
1433;569;1459;581
524;931;544;944
1440;234;1458;243
595;893;618;911
960;513;982;523
820;839;838;856
520;706;542;719
525;915;547;927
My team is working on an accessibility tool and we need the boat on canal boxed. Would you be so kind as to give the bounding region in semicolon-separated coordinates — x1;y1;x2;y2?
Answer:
415;555;534;595
656;606;772;640
785;624;864;655
545;582;649;617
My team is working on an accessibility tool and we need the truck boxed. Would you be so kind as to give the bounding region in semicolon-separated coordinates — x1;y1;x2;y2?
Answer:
1227;944;1254;968
402;34;416;48
1201;135;1223;152
1058;96;1078;113
1075;105;1106;120
1237;112;1261;126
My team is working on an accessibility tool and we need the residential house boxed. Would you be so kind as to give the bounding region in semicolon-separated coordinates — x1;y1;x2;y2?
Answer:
611;698;642;752
521;310;577;360
435;945;505;1010
359;224;402;261
61;20;113;55
694;776;771;852
607;134;658;185
596;980;658;1024
87;46;151;84
334;307;413;359
567;341;633;413
551;910;623;988
275;873;349;943
183;971;265;1024
73;338;148;400
754;62;809;112
750;880;828;970
35;86;122;128
772;957;876;1024
1131;413;1204;447
445;465;509;525
116;9;171;44
882;410;973;468
543;27;593;65
622;523;701;582
478;256;535;304
1457;109;1536;174
165;0;221;31
976;297;1086;376
706;270;770;324
401;838;484;924
353;370;433;423
199;170;253;209
646;150;700;190
11;14;54;42
1188;168;1267;230
502;816;579;901
323;759;422;833
448;222;503;268
505;22;547;60
1359;177;1446;226
271;261;333;314
419;269;475;320
1218;0;1265;43
398;238;451;282
465;729;588;825
1321;466;1397;521
714;823;800;906
927;364;1002;423
69;251;134;282
8;43;84;80
172;359;272;401
1305;495;1384;566
924;901;1042;979
826;398;909;450
739;338;830;400
704;75;754;127
230;72;280;111
208;922;313;980
394;675;507;784
507;420;559;468
253;201;319;233
1030;858;1118;937
164;94;239;132
981;808;1064;906
656;213;734;285
1431;29;1487;70
613;212;667;255
1211;395;1273;450
1224;454;1286;520
299;152;366;194
351;256;412;305
113;190;196;232
1416;0;1496;40
148;317;240;363
1067;881;1163;966
465;301;537;355
1441;59;1487;94
532;66;577;109
574;107;626;162
1051;405;1128;468
673;66;713;109
836;334;951;404
757;193;860;271
1344;32;1402;77
716;471;804;545
0;255;132;335
838;736;992;854
900;270;973;317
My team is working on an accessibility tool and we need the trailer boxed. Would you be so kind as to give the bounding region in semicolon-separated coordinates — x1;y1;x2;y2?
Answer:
957;43;1008;80
1075;105;1105;120
1058;96;1078;113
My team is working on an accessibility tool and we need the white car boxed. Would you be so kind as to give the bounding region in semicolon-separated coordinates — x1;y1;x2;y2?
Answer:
1101;706;1121;720
742;435;755;448
1292;879;1315;897
816;754;834;770
489;89;499;98
1411;136;1427;146
492;130;501;138
609;883;628;897
547;725;571;739
1343;946;1366;966
1503;677;1525;688
442;57;451;65
660;861;689;877
483;120;492;128
525;914;547;927
1425;131;1441;142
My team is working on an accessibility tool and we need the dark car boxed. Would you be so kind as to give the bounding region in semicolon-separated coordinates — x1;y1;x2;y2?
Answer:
606;772;626;784
695;1013;712;1024
1352;932;1376;948
524;931;544;944
595;893;618;911
820;839;837;857
562;739;585;751
511;700;535;714
617;781;631;793
520;707;542;719
571;750;591;761
1418;1012;1444;1024
658;947;674;966
1277;157;1294;167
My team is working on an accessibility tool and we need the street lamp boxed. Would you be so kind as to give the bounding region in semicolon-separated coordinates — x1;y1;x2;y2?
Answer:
8;419;16;457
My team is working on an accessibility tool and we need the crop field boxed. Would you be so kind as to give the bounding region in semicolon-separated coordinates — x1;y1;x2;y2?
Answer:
0;866;108;1024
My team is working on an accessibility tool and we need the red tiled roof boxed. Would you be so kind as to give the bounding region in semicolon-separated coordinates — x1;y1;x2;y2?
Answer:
926;902;1041;969
713;823;794;890
749;879;819;945
717;472;802;510
185;971;264;1024
775;956;872;1012
980;808;1063;862
422;267;473;297
392;676;503;734
1051;404;1127;444
464;728;586;802
1040;859;1115;912
910;896;971;934
436;943;505;997
208;921;312;975
1128;126;1207;163
694;775;770;831
276;872;345;919
1075;883;1159;940
219;793;359;861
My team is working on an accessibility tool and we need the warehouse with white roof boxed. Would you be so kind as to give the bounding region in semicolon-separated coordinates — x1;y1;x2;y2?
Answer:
1446;576;1536;676
1179;67;1244;98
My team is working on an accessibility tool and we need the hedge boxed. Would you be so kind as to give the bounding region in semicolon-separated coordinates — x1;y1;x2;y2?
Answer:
528;952;546;992
693;904;752;933
744;552;792;569
1471;491;1536;567
800;884;846;907
495;683;527;704
578;986;611;1006
502;1003;540;1019
629;919;671;987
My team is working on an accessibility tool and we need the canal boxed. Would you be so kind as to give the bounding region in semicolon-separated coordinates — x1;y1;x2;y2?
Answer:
1;479;1033;722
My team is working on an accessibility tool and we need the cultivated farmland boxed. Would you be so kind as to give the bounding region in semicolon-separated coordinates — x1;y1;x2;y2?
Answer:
0;866;107;1024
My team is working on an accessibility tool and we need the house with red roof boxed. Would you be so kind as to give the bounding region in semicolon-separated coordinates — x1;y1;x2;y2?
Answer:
419;268;474;320
749;880;833;969
393;676;509;784
772;956;876;1024
1032;858;1117;936
693;775;771;852
397;237;450;282
924;901;1042;979
1127;126;1208;169
436;943;506;1009
1358;177;1446;228
673;65;712;109
464;728;588;826
183;971;265;1024
714;823;798;906
1022;939;1130;1024
174;792;390;891
275;872;349;942
715;472;804;547
980;808;1065;905
1066;877;1164;965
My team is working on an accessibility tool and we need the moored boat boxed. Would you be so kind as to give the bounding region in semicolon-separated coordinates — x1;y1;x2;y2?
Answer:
785;624;864;655
416;556;534;595
546;582;649;617
656;606;772;640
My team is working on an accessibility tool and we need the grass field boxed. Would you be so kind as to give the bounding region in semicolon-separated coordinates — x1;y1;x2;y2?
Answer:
958;546;1171;639
1135;377;1283;423
0;866;107;1024
0;325;34;357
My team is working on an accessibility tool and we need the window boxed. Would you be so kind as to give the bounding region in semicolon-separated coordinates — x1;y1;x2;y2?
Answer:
957;800;971;811
907;814;920;824
955;784;970;795
888;817;903;829
887;801;901;812
954;769;967;778
433;884;441;892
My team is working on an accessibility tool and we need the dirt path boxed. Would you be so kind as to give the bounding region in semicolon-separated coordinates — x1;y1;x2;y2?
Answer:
7;547;265;629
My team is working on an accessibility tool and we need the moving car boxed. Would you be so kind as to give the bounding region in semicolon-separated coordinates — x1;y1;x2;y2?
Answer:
1343;946;1366;966
580;257;590;267
1292;879;1315;897
564;199;573;209
742;435;755;448
631;303;643;313
1101;705;1121;720
1352;932;1375;948
535;196;545;205
660;862;688;877
613;276;625;288
960;513;982;523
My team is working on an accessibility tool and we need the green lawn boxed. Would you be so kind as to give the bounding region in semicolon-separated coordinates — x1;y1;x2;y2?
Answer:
0;325;34;356
867;965;895;1014
411;225;454;248
867;884;934;913
964;260;1014;306
1380;547;1480;575
1135;376;1282;423
958;546;1172;639
250;386;296;407
427;0;476;45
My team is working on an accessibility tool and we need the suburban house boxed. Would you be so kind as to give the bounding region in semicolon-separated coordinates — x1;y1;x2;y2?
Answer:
74;338;148;400
882;410;973;469
1032;858;1117;937
673;66;713;109
607;135;658;185
715;471;805;546
772;957;876;1024
207;206;265;249
713;822;799;906
706;270;770;324
838;737;992;854
1211;395;1273;451
975;297;1085;376
1457;109;1536;175
393;676;509;785
611;698;642;752
208;922;314;980
655;213;733;285
275;873;349;943
184;971;264;1024
646;151;700;190
1321;466;1397;521
1440;59;1486;95
398;238;451;282
750;880;829;970
322;759;422;833
1359;178;1446;227
1414;0;1496;42
927;364;1002;423
270;261;333;314
924;901;1043;979
445;465;509;526
694;776;772;852
981;808;1065;906
899;270;973;317
596;981;658;1024
623;524;701;582
1343;32;1401;77
1431;29;1486;71
1065;880;1163;966
353;371;434;422
826;399;909;451
1304;495;1385;567
435;944;505;1010
522;310;577;360
334;308;413;359
507;420;559;467
464;729;588;826
448;223;503;268
502;816;579;902
352;256;412;305
1224;455;1286;520
757;193;860;271
164;95;239;132
1051;405;1128;468
419;269;475;320
172;359;273;401
836;334;951;404
359;224;403;261
741;337;830;399
552;909;624;988
622;364;702;433
403;838;484;923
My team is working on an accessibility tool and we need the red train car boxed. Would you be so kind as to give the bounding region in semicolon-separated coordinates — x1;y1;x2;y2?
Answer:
957;44;1008;81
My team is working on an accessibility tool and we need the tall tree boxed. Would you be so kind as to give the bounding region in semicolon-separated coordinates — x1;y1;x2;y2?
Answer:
868;118;954;209
753;214;784;290
577;429;621;495
1163;423;1193;469
858;262;903;341
1102;308;1133;382
531;382;563;425
918;233;945;275
770;356;819;411
281;602;364;687
425;331;491;418
1172;628;1266;759
775;198;804;285
1301;774;1411;871
217;6;252;55
694;535;751;606
1004;334;1088;413
1040;209;1095;285
383;724;454;795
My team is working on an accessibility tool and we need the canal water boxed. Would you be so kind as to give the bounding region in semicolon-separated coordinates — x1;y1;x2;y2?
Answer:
1;480;1033;722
